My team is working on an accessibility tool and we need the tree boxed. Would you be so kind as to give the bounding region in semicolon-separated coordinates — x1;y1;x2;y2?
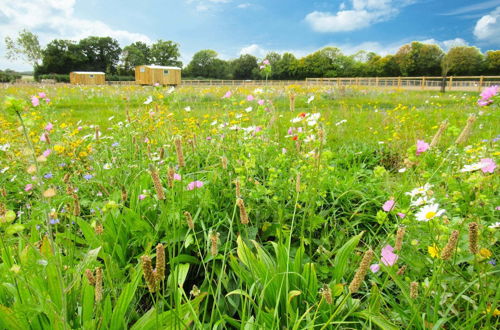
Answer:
78;36;121;73
121;41;151;73
231;54;258;79
442;46;483;76
484;50;500;75
185;50;229;78
36;39;85;75
394;42;444;76
150;40;182;67
4;29;43;67
274;52;299;79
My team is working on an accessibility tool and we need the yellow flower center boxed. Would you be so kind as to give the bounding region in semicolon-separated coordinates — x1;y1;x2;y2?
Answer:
425;211;436;220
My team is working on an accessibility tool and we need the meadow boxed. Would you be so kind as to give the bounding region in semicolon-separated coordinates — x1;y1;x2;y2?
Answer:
0;83;499;329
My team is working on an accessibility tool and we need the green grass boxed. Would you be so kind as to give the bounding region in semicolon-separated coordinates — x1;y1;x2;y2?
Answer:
0;84;498;329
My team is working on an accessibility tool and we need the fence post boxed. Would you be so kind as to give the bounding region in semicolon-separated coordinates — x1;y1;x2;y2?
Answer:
479;76;484;92
422;76;426;90
449;76;453;91
398;77;401;89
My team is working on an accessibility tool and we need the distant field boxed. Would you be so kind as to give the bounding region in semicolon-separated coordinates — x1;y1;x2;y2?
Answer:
0;84;498;329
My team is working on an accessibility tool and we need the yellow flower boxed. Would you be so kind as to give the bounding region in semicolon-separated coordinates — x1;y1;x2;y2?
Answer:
479;248;492;259
428;244;440;258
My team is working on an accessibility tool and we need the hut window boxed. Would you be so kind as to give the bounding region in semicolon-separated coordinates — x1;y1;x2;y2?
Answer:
89;74;94;78
163;70;169;75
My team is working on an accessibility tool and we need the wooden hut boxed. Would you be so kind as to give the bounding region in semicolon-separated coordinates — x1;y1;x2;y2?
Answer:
135;65;181;86
70;72;105;85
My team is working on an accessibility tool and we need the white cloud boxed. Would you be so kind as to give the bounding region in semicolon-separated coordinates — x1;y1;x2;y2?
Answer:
305;0;412;33
442;0;500;16
474;6;500;43
239;44;268;57
237;3;251;9
0;0;151;70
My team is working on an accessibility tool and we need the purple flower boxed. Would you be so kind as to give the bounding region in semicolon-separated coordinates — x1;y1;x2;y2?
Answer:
247;95;254;101
83;174;93;180
42;149;52;157
382;199;395;212
381;245;398;266
44;173;53;179
174;173;182;181
49;218;60;225
258;99;265;106
187;180;204;191
370;264;380;273
112;142;119;147
488;259;497;266
139;194;146;200
416;140;429;155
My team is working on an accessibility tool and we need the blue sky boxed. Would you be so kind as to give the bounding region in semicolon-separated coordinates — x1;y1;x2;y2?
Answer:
1;0;500;71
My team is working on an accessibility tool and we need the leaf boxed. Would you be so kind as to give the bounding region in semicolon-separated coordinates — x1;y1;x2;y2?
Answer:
109;270;142;329
0;305;27;330
288;290;301;303
332;232;364;282
353;311;399;330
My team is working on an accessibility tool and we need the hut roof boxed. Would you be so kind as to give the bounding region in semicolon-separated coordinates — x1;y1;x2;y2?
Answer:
144;65;181;70
72;71;105;74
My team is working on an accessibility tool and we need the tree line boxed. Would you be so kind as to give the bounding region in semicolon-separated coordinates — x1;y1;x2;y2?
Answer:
5;30;500;80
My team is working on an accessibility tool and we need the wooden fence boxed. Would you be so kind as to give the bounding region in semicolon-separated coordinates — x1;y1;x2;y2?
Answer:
180;76;500;92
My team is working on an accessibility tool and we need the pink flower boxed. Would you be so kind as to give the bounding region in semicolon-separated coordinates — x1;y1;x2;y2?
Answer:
255;126;262;133
222;91;232;98
258;99;265;106
31;96;39;107
24;184;33;192
263;59;270;65
416;140;429;155
480;158;496;173
139;194;146;200
247;95;254;101
45;98;51;103
480;85;498;100
174;173;182;181
40;134;47;142
397;212;406;219
42;149;52;157
187;180;204;190
478;99;492;107
382;199;395;212
45;122;53;131
380;245;398;266
259;65;265;69
370;264;380;273
38;92;46;98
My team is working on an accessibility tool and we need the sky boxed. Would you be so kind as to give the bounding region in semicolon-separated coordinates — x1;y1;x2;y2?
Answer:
1;0;500;71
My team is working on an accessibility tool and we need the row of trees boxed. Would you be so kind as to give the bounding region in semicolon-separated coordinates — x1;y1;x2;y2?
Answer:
185;44;500;80
5;30;500;80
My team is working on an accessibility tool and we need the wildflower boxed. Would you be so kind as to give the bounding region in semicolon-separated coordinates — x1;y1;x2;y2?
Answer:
320;284;333;305
257;99;265;106
43;149;52;157
43;188;56;198
44;173;53;179
455;115;476;145
187;180;204;190
38;92;46;98
428;244;440;258
479;248;492;259
237;198;249;225
138;194;146;200
382;199;395;212
397;212;406;219
210;231;220;256
370;264;380;273
416;140;429;155
141;255;157;293
247;95;254;101
85;269;96;285
24;184;33;192
49;218;60;225
95;267;103;302
144;96;153;105
415;203;445;222
307;95;314;104
410;282;419;299
381;245;398;266
149;165;165;200
155;243;166;282
349;249;374;293
468;222;478;254
480;158;496;173
489;222;500;229
406;183;433;197
31;96;39;107
395;227;405;251
184;106;191;112
190;285;201;297
477;85;498;106
83;174;93;180
430;120;448;148
45;122;53;131
174;138;185;167
103;163;112;170
184;211;194;230
222;91;232;98
441;230;459;260
397;265;407;275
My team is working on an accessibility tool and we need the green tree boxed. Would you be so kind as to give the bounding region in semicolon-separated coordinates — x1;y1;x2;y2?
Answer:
150;40;182;67
121;42;151;73
78;36;121;73
4;29;43;67
231;54;258;79
36;39;85;75
274;52;299;79
442;46;483;76
484;50;500;75
394;42;444;76
185;50;229;78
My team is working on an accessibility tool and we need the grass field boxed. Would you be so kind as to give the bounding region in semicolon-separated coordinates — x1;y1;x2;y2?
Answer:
0;84;499;329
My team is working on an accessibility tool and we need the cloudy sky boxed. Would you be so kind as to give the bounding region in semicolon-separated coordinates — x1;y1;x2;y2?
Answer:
1;0;500;71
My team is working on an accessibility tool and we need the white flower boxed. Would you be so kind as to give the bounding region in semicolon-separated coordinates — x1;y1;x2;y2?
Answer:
211;120;218;126
245;106;253;112
398;167;407;173
488;222;500;229
103;163;112;170
108;116;115;121
166;87;175;94
415;203;445;222
406;183;433;197
411;196;435;207
291;117;303;123
304;134;316;143
0;143;10;151
253;88;263;94
307;95;315;104
460;162;486;172
184;106;191;112
335;119;347;126
309;113;321;121
1;167;9;174
235;113;243;119
143;96;153;105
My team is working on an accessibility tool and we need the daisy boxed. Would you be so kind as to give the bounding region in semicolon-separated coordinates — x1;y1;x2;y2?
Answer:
406;183;433;197
415;203;445;222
